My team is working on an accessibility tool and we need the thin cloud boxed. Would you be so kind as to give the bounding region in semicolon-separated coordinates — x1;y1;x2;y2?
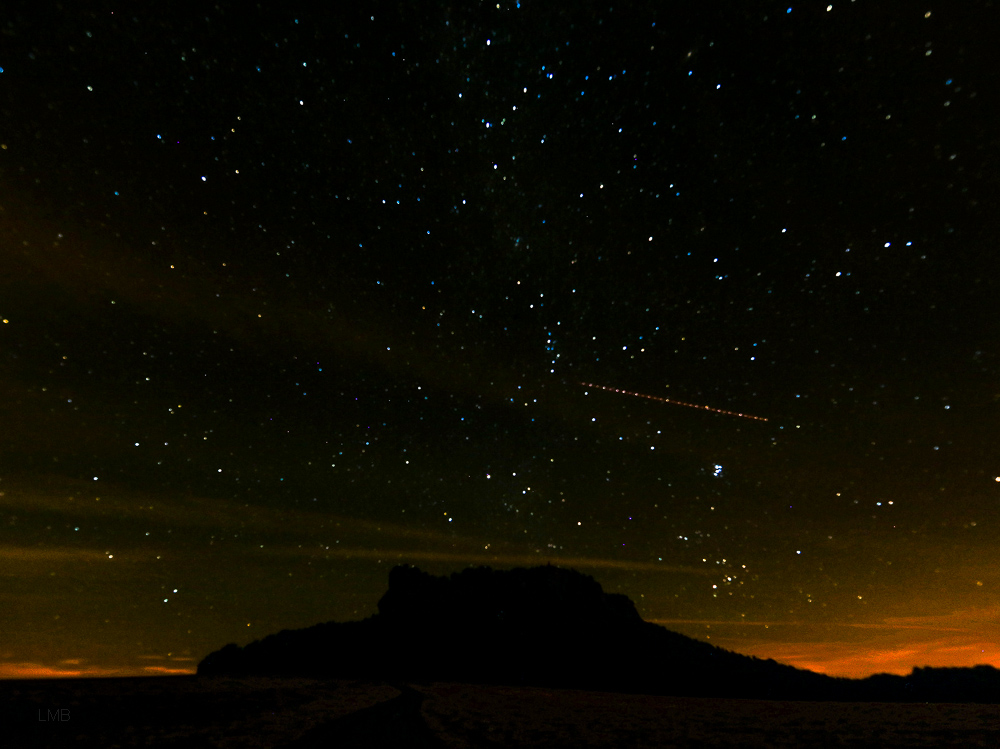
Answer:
271;544;712;575
143;665;196;675
648;618;970;633
0;546;116;563
0;476;471;546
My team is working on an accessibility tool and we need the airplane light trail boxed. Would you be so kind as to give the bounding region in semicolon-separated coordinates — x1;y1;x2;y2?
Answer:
579;382;768;422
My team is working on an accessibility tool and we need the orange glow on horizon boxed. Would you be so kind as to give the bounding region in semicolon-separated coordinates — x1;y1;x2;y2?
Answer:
705;638;1000;679
0;662;195;680
7;638;1000;681
650;613;1000;679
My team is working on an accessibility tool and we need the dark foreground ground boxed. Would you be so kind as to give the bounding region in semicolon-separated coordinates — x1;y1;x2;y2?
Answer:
5;675;1000;748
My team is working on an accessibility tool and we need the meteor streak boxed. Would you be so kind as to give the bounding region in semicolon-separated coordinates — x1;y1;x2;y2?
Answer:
579;382;768;421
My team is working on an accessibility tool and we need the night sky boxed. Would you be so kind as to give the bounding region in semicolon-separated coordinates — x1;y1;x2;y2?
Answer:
2;1;998;680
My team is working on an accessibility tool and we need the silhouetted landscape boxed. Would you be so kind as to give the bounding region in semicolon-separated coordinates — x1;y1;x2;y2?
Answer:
198;564;1000;704
11;565;1000;748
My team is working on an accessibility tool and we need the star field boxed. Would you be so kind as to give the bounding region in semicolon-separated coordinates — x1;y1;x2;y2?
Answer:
1;1;998;679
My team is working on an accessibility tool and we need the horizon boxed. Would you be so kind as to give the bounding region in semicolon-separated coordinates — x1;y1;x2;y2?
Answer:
5;561;1000;682
3;2;998;688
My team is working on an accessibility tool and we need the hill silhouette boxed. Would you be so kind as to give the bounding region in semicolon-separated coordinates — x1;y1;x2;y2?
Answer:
198;564;1000;703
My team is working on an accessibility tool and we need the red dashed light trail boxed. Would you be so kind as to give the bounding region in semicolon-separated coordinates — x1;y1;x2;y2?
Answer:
579;382;768;422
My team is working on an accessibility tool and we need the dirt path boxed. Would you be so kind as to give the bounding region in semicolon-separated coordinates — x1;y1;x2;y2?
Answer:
284;683;446;748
